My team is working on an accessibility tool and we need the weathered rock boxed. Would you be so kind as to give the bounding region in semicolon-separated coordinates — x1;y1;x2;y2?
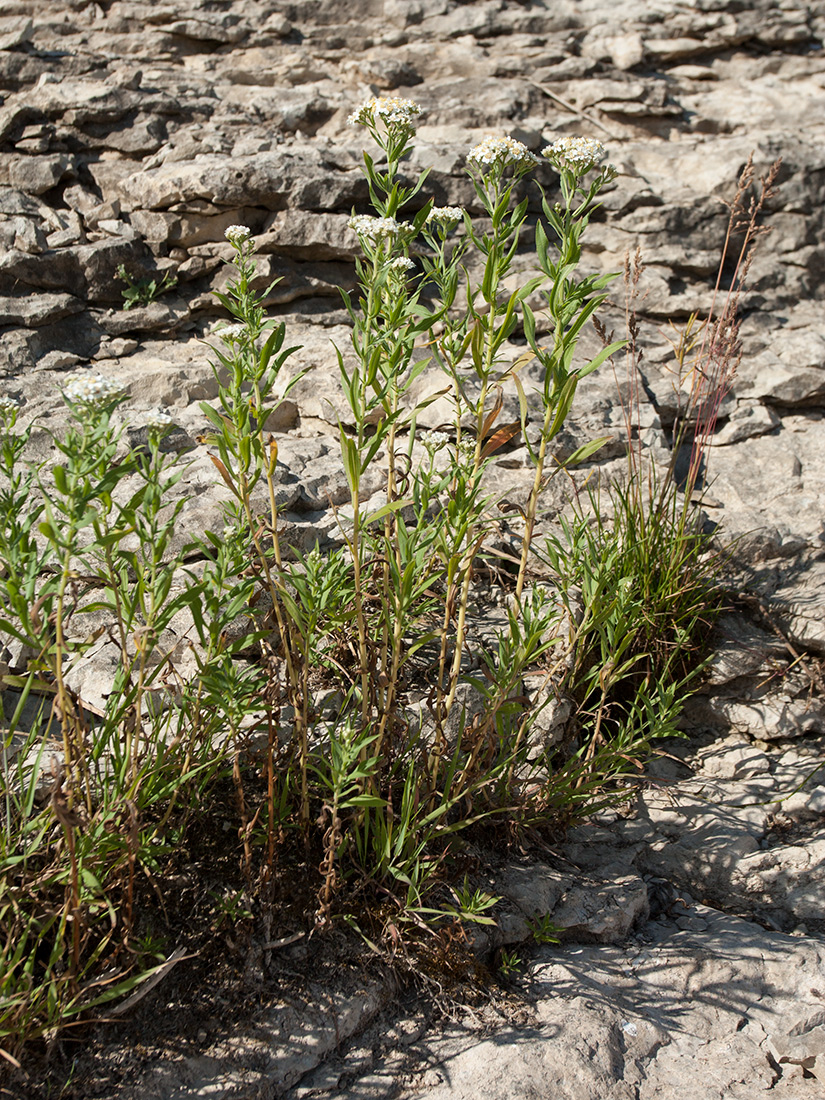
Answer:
0;293;84;327
116;149;368;213
567;735;825;934
0;153;74;194
497;863;650;945
369;908;825;1100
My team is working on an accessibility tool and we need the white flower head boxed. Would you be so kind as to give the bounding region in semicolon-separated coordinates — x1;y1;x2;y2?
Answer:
143;410;175;432
348;96;421;129
62;371;124;410
421;430;449;455
467;136;538;171
217;322;248;343
348;214;400;242
390;256;415;272
427;206;465;225
225;224;252;245
544;136;607;175
0;396;20;413
457;436;478;464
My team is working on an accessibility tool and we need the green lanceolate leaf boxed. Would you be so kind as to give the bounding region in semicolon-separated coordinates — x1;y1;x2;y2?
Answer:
339;428;360;494
563;435;613;467
578;338;626;379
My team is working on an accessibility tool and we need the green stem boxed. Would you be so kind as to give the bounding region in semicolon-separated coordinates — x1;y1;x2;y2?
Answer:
53;553;77;806
350;485;371;731
515;403;553;601
443;292;498;719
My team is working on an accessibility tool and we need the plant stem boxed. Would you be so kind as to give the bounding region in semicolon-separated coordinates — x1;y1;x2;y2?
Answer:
515;404;553;600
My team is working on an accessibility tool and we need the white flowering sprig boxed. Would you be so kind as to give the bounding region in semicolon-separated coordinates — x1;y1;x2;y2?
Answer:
348;96;420;131
541;135;618;223
467;136;538;173
346;97;428;220
225;224;251;244
347;97;421;169
0;395;20;430
388;257;416;282
420;429;450;459
347;214;420;274
225;223;253;249
418;203;471;446
423;133;545;722
466;136;539;211
144;410;174;430
215;229;272;365
427;206;465;228
215;321;249;345
348;214;400;245
512;138;625;599
544;137;606;175
141;410;176;446
459;131;543;408
205;230;305;492
61;371;125;414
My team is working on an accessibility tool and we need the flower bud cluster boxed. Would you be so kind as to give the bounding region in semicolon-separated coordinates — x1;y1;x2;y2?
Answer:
216;322;248;343
0;396;20;413
427;206;465;225
543;137;608;176
467;136;538;170
62;371;124;409
421;430;449;454
143;410;175;431
225;225;252;245
348;214;399;242
347;97;421;128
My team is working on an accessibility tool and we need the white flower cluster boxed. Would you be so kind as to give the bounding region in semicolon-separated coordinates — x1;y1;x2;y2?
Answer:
225;225;252;244
422;430;449;453
347;97;421;128
390;257;415;271
427;206;465;224
143;410;175;431
544;137;607;175
467;136;538;170
217;322;248;342
0;396;20;413
348;214;399;242
62;371;124;409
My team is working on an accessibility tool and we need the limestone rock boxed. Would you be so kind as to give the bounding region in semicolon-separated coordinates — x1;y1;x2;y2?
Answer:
388;909;825;1100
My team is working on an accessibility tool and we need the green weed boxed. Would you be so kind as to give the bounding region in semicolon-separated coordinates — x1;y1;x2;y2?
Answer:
0;102;779;1065
116;263;178;310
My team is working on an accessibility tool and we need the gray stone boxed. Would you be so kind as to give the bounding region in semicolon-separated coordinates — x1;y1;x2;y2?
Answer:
116;150;368;213
496;862;649;945
0;293;84;327
0;17;32;52
0;154;74;195
387;908;825;1100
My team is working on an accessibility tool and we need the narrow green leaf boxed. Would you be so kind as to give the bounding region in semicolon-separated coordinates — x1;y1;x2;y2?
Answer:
578;338;626;379
563;435;613;467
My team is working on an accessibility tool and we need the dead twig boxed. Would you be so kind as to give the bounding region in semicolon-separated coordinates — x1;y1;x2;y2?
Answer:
529;81;619;138
108;947;190;1017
